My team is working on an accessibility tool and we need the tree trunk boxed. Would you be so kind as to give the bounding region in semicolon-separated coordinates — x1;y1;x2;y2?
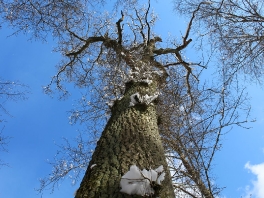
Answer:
75;79;175;197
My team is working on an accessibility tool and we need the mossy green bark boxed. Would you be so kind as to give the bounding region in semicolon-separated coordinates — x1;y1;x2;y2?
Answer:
75;80;175;198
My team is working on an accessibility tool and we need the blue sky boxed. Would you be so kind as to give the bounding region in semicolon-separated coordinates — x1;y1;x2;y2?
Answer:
0;1;264;198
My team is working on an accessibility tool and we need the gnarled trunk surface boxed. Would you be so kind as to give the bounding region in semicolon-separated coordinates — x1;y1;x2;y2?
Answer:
75;79;175;198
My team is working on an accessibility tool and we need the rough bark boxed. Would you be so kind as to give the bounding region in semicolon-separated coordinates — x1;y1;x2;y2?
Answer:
75;79;175;197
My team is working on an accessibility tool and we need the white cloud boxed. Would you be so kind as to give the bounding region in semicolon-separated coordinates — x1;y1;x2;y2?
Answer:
244;161;264;198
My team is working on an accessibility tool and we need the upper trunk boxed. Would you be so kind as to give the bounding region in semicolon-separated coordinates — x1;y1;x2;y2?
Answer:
75;77;175;197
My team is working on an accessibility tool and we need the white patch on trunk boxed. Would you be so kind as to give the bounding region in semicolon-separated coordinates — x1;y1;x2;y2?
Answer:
120;165;165;196
129;92;159;107
90;164;97;169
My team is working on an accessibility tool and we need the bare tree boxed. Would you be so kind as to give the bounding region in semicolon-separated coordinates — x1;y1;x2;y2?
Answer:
159;66;251;197
0;0;251;197
0;127;10;167
0;78;29;166
173;0;264;83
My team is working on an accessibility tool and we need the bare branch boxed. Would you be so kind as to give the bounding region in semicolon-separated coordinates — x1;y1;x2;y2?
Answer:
146;0;151;44
65;36;105;57
116;10;124;45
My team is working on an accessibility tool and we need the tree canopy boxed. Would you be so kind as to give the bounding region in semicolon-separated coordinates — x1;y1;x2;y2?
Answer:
0;0;257;197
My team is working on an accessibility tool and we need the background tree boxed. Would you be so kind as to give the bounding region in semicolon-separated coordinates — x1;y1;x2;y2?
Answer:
0;126;10;167
0;78;29;167
0;0;251;197
173;0;264;83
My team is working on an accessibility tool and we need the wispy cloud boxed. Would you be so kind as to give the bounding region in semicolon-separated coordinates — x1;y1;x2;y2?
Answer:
244;161;264;198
